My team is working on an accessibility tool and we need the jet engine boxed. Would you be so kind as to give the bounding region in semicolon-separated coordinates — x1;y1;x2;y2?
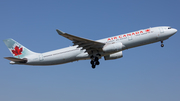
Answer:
102;42;123;53
104;51;123;60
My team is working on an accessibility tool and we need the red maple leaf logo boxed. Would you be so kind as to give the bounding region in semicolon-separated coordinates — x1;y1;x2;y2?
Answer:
11;46;23;56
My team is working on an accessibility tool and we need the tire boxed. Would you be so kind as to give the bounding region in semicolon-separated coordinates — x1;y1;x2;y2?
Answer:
90;60;94;65
95;61;100;65
161;44;164;47
92;65;96;69
95;57;99;61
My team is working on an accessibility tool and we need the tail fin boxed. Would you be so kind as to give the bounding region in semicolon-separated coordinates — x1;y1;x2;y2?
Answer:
3;38;36;59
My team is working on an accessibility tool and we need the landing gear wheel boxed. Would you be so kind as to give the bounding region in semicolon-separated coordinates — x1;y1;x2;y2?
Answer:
161;44;164;47
90;54;101;69
95;61;100;65
92;65;96;69
95;57;99;61
90;60;94;65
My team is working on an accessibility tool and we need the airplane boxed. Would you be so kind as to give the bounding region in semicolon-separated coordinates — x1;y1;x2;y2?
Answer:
3;26;177;69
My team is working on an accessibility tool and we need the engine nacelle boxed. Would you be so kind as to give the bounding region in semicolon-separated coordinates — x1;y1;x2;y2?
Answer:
104;51;123;60
102;42;123;53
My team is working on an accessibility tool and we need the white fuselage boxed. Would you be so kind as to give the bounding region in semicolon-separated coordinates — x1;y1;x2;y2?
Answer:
22;26;177;65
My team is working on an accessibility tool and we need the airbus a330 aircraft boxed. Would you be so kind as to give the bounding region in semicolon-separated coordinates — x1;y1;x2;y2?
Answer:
4;26;177;68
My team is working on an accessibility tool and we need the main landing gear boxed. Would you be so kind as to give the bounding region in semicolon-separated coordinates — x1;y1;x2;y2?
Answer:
161;41;164;47
90;54;101;69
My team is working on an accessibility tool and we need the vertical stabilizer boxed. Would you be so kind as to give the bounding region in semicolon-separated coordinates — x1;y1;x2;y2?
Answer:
3;38;36;59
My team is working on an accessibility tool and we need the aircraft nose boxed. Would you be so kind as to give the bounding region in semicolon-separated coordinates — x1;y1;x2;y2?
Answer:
173;29;177;34
172;28;177;35
174;29;178;33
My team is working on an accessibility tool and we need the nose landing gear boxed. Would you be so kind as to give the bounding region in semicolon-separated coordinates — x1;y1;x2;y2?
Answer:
161;41;164;47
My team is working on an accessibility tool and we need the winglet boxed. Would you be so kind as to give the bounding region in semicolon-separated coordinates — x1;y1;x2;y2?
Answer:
56;29;65;35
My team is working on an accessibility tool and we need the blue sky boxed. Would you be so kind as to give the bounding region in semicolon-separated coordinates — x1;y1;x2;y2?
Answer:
1;0;180;101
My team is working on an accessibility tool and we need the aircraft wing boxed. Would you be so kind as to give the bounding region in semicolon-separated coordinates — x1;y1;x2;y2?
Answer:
56;29;105;53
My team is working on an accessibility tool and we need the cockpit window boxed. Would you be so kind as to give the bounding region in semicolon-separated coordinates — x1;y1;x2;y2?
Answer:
168;27;171;29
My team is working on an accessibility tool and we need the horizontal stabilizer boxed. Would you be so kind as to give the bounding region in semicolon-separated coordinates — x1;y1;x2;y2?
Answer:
4;57;27;63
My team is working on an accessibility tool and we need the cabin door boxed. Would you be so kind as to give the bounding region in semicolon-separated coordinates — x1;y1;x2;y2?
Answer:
39;54;44;61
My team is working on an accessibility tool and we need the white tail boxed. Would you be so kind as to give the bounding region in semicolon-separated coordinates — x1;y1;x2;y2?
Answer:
3;38;36;59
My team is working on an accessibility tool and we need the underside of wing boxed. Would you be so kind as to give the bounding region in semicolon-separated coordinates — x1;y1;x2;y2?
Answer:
56;29;105;53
